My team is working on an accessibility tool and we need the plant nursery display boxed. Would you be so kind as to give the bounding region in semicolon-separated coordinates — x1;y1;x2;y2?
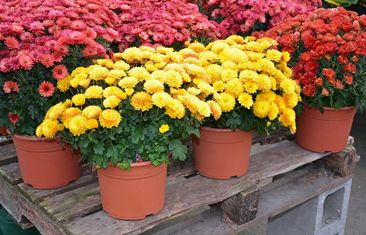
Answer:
0;0;120;188
258;7;366;152
36;45;221;219
186;36;301;179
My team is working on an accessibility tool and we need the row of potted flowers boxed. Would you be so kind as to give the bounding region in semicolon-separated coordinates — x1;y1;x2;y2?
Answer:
2;7;366;220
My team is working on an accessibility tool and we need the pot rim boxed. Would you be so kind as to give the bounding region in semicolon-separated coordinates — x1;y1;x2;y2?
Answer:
108;161;165;169
13;134;56;142
304;105;356;111
200;126;253;133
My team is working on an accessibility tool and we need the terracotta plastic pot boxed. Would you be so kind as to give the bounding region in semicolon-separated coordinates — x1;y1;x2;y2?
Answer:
193;127;252;180
97;162;167;220
296;106;356;153
12;135;81;189
0;127;8;136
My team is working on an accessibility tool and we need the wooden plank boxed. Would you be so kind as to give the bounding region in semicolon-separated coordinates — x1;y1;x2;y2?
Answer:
140;166;350;235
0;143;17;166
40;182;101;222
321;145;360;177
0;162;22;184
65;141;329;235
19;173;97;203
0;171;69;235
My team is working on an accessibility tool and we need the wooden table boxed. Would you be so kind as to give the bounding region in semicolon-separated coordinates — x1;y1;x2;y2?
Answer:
0;136;358;235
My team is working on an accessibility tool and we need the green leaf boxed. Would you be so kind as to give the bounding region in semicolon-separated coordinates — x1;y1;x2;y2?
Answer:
93;144;104;155
169;140;187;161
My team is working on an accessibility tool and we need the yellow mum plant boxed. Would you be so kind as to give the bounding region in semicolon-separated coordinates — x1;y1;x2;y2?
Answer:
36;35;300;168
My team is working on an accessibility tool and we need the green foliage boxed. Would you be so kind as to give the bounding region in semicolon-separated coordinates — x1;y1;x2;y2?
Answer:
61;99;201;169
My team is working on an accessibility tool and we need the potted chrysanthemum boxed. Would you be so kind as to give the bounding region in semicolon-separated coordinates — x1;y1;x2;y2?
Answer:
184;35;301;179
0;0;120;189
258;7;366;153
36;46;214;220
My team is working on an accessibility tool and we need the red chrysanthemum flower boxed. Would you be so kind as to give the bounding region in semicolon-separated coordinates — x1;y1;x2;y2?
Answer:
9;113;19;125
52;65;68;80
4;36;19;49
18;55;34;70
39;54;55;68
38;81;55;97
3;81;19;93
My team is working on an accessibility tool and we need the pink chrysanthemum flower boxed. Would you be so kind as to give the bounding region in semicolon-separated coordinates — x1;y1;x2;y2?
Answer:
52;65;68;80
38;81;55;97
3;81;19;93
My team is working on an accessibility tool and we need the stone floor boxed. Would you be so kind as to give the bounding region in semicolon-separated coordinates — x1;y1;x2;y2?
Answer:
345;112;366;235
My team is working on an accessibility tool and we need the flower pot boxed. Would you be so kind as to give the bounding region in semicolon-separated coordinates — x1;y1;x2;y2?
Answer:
296;106;356;153
193;127;252;180
0;127;8;136
97;162;167;220
12;135;81;189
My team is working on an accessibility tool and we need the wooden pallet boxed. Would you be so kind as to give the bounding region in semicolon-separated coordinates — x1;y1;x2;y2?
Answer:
0;135;359;235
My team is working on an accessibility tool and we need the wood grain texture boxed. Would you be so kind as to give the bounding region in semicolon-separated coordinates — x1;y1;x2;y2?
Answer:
0;173;68;235
140;166;351;235
65;141;329;235
0;143;17;166
0;162;22;184
19;174;97;203
40;181;101;222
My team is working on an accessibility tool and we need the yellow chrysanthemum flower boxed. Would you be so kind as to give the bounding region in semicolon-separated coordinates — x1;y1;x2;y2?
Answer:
165;70;183;88
197;101;211;117
283;93;299;108
95;59;114;68
103;86;127;100
219;47;248;64
35;124;43;137
187;87;201;96
266;49;282;62
188;42;206;53
225;78;244;98
41;119;59;138
253;100;270;118
152;92;173;108
128;67;150;81
205;64;222;82
89;66;109;81
57;75;71;92
268;103;279;121
72;94;86;106
257;74;272;90
125;88;134;96
69;115;88;136
210;41;230;53
47;103;66;120
165;99;185;119
103;95;121;109
207;100;222;120
86;119;99;129
62;107;81;121
221;68;238;82
279;108;296;133
197;82;215;95
82;106;102;119
144;79;165;94
281;51;291;63
113;60;130;71
85;86;103;99
131;92;153;111
78;79;91;89
238;93;253;109
239;70;259;83
244;82;259;94
280;79;296;94
159;124;170;133
216;93;236;112
122;47;143;63
118;76;139;89
99;109;122;128
213;80;226;92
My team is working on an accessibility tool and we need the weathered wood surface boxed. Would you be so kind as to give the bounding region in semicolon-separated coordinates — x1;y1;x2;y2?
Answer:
0;143;16;165
0;137;355;235
141;166;351;235
0;162;22;184
65;141;329;235
321;145;360;177
0;170;68;235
